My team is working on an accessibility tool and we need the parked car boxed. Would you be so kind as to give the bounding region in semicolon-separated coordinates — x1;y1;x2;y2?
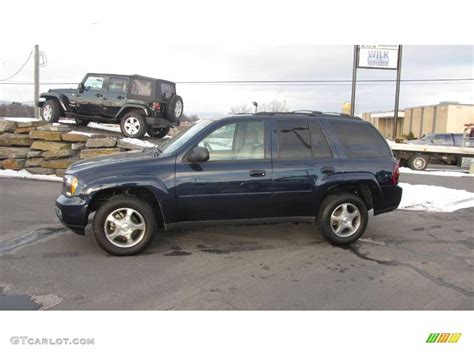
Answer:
55;111;402;256
407;133;463;147
38;73;183;139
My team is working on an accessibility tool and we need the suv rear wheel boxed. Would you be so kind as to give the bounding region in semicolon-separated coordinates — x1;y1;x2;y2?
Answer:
147;127;170;138
120;110;147;139
41;99;61;123
92;195;157;256
318;193;368;245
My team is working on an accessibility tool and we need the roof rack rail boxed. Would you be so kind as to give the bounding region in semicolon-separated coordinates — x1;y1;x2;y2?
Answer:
291;110;323;115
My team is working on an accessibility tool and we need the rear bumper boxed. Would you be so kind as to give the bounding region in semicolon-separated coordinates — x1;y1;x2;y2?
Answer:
372;185;403;215
55;194;90;235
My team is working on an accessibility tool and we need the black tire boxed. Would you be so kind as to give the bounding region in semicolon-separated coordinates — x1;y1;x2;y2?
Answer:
120;110;147;139
317;193;368;245
92;195;157;256
147;126;170;138
41;99;61;123
408;154;429;171
165;95;183;122
75;118;89;126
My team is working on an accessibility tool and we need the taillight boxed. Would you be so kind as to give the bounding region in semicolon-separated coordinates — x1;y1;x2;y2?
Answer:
391;161;400;185
150;102;161;111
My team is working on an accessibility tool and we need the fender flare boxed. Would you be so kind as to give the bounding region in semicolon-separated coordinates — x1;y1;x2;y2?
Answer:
39;93;69;112
82;175;171;225
116;104;150;119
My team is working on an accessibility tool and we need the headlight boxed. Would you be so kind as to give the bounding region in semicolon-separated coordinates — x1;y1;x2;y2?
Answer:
63;175;78;197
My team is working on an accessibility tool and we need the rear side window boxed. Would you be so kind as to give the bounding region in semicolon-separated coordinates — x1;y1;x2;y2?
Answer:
130;78;152;96
329;121;391;158
161;83;174;100
309;121;333;158
277;120;312;159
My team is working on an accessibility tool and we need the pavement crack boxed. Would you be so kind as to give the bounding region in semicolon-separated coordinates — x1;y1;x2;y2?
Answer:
348;246;474;297
0;226;67;255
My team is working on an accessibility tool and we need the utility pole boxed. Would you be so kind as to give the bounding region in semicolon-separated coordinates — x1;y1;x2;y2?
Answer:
34;44;40;119
392;45;403;139
350;45;358;117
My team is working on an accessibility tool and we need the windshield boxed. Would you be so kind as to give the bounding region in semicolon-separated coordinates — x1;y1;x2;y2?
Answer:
420;134;434;141
159;120;214;155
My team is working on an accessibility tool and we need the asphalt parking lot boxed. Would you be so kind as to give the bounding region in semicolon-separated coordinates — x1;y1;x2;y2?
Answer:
0;172;473;310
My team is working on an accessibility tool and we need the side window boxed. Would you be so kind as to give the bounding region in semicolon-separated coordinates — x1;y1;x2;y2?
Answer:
161;83;174;100
329;121;391;158
432;134;451;144
108;77;127;94
309;121;333;158
130;78;152;96
84;76;105;91
197;121;265;161
277;120;312;159
453;134;463;146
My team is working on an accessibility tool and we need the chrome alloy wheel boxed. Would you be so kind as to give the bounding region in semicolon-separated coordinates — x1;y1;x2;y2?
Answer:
104;208;146;248
330;203;361;238
124;116;141;136
174;100;183;117
43;104;52;121
413;156;427;170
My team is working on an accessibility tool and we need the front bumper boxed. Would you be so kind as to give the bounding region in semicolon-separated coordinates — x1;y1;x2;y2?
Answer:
55;194;90;235
372;185;403;215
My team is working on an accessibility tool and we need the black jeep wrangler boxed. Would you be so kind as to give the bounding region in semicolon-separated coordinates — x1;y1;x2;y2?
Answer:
38;73;183;139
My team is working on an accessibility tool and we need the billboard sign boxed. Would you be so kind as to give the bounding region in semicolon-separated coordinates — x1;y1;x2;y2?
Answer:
358;45;400;70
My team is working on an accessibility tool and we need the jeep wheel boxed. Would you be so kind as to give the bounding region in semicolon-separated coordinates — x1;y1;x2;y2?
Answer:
120;110;147;139
147;127;170;138
318;194;368;245
75;118;89;126
92;195;157;256
408;154;429;171
165;95;183;122
41;99;61;123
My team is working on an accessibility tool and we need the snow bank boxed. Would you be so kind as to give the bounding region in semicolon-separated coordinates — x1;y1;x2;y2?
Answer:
121;137;156;148
88;122;121;133
1;117;39;122
0;169;62;182
398;183;474;212
400;167;473;178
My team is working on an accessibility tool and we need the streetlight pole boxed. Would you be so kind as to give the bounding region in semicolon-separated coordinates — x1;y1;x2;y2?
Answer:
34;44;40;119
392;45;403;139
350;45;358;117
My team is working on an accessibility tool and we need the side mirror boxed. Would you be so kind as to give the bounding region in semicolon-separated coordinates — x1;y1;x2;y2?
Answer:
78;83;85;93
187;146;209;163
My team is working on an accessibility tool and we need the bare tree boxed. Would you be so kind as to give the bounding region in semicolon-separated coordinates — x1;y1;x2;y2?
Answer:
229;104;253;114
260;100;289;112
230;100;289;114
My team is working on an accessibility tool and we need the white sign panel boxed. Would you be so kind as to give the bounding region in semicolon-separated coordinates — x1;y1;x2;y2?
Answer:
358;45;400;70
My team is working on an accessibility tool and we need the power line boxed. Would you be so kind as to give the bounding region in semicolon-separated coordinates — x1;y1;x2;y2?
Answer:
0;78;472;86
0;51;33;81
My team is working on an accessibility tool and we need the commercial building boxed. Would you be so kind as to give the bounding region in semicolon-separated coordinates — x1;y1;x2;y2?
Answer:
363;102;474;139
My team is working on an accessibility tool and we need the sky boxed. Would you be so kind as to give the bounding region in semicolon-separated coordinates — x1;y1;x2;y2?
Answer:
0;2;473;117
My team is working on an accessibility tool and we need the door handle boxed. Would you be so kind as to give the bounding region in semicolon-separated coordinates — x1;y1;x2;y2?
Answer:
117;95;125;100
249;170;266;177
95;93;103;98
321;167;335;175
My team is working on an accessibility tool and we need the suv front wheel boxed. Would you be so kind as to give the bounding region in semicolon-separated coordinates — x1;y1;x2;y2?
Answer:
92;195;157;256
120;110;147;139
318;193;368;245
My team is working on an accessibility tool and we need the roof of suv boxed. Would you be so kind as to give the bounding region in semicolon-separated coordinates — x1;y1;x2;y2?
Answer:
227;111;363;122
87;73;175;85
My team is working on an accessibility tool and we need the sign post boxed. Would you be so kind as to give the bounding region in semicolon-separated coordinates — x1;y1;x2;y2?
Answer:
351;45;402;139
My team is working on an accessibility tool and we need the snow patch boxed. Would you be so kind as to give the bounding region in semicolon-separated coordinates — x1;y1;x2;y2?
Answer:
121;138;156;148
398;183;474;212
0;169;62;182
88;122;121;133
1;117;39;122
400;167;473;178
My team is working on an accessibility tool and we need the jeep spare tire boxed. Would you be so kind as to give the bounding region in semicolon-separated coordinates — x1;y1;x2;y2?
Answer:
120;110;147;139
165;95;183;122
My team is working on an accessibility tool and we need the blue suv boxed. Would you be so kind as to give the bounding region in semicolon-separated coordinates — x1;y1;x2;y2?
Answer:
56;112;402;255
